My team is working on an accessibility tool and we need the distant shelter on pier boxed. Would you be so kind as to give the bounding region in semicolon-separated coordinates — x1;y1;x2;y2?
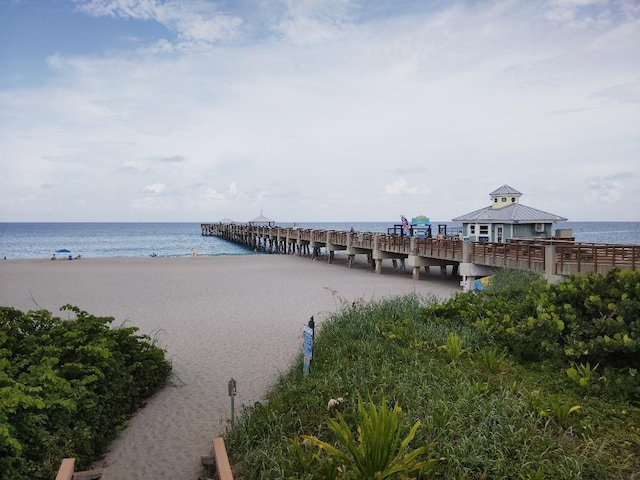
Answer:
249;211;275;227
452;185;568;243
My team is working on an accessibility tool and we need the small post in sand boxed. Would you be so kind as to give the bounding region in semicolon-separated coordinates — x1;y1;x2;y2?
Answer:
228;378;237;427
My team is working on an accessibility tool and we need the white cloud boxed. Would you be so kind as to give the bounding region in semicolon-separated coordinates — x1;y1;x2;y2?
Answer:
384;179;419;196
73;0;243;43
1;0;639;221
201;183;237;201
143;183;166;194
131;195;176;212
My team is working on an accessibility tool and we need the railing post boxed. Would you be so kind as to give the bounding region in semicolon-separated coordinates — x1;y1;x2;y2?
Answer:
544;244;555;276
462;240;471;263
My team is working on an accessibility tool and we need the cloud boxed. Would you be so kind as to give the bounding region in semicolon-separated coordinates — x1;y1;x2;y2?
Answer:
143;183;166;194
544;0;613;29
584;173;634;205
200;183;238;202
157;155;186;163
1;0;639;222
273;0;355;44
131;195;175;211
594;80;640;104
73;0;243;43
121;161;151;174
384;179;419;196
388;165;428;175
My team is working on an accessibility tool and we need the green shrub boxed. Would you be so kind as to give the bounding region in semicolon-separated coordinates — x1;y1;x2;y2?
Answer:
553;269;639;370
0;306;172;480
486;268;540;301
425;269;640;400
225;293;639;479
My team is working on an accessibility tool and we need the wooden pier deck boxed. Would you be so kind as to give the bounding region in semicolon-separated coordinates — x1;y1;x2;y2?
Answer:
201;223;639;285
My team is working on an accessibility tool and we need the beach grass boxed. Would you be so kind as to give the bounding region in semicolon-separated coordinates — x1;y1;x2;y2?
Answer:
223;290;640;479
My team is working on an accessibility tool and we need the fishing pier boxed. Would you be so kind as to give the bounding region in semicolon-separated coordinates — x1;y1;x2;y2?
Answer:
201;223;639;287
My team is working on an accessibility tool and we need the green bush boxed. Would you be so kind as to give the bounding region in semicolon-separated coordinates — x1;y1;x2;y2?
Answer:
423;268;640;400
0;306;172;480
552;269;639;368
224;292;639;479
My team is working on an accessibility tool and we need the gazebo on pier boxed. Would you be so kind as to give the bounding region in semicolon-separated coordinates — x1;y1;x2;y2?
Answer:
249;211;275;227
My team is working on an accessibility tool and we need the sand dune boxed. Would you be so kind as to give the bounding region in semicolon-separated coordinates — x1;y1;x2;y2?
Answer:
0;254;458;479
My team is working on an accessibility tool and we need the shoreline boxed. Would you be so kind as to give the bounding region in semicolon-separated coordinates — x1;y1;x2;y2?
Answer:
0;255;459;480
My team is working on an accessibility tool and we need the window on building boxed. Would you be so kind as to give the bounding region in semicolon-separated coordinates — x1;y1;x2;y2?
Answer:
494;198;498;203
511;197;516;202
501;197;507;202
469;225;476;234
479;225;489;235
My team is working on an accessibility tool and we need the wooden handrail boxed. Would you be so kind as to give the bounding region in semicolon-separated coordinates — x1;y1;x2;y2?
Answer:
55;458;103;480
213;437;234;480
202;437;234;479
56;458;75;480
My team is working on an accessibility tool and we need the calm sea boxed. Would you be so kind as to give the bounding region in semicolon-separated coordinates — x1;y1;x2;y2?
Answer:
0;221;638;260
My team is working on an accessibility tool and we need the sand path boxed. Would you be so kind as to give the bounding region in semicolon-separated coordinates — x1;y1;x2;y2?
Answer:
0;254;458;479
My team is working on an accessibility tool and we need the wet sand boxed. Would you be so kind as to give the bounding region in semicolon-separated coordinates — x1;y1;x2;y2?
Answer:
0;254;459;479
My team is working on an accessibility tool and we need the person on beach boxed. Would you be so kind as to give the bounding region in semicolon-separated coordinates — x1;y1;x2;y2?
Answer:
51;254;56;260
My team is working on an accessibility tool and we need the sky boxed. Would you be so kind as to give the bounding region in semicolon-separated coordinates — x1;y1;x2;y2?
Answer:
1;0;639;223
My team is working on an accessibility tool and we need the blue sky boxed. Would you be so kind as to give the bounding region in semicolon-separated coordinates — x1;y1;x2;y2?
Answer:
1;0;639;222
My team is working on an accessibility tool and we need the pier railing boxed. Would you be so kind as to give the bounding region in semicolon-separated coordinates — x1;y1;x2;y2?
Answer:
201;223;638;277
554;242;638;274
415;238;463;260
467;239;639;275
469;241;546;272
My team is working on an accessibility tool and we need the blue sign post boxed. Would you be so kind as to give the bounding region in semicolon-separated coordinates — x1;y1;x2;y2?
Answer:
302;317;314;375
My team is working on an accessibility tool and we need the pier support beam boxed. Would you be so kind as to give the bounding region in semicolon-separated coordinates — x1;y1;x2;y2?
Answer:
345;247;372;269
372;250;408;275
347;254;355;268
408;255;454;280
326;243;346;264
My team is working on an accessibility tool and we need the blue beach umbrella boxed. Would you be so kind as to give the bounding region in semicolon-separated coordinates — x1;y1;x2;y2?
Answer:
54;248;72;259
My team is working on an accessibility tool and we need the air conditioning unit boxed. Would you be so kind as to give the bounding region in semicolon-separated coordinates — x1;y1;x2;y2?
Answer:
533;223;545;233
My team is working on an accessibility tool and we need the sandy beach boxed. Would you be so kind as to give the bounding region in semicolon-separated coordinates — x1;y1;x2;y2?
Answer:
0;254;459;479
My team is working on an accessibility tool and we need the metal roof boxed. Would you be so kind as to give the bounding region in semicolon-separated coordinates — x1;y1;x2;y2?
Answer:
490;184;522;196
452;203;567;223
249;211;275;224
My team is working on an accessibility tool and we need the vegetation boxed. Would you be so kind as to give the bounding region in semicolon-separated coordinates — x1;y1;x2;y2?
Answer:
224;269;640;479
299;396;433;479
0;305;172;480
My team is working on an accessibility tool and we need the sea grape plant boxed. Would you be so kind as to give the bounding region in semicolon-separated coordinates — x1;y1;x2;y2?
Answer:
0;306;172;480
423;268;640;400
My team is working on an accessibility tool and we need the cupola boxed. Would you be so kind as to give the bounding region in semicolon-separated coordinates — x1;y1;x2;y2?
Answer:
489;184;522;210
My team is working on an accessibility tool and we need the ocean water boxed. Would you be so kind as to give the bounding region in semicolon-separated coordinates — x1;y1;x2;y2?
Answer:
0;221;638;260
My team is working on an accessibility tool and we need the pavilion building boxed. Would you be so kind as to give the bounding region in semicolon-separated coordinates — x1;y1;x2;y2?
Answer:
452;185;568;243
